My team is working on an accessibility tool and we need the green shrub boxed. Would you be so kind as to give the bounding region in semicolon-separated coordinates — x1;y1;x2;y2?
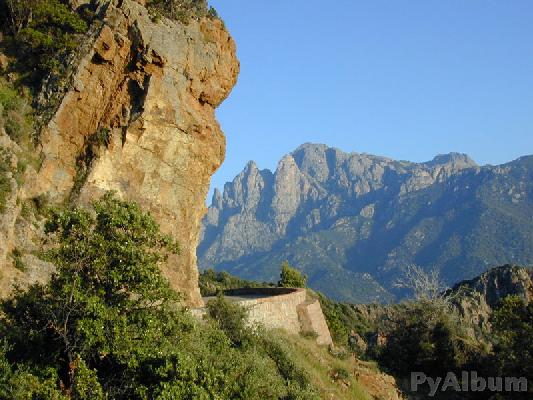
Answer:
0;0;88;88
206;293;250;346
330;366;350;382
11;248;25;272
315;291;375;349
146;0;219;24
0;194;322;399
90;127;111;147
376;299;480;377
491;295;533;383
300;330;318;340
258;334;319;399
278;261;307;288
199;268;271;296
0;149;12;213
0;80;33;144
71;358;104;400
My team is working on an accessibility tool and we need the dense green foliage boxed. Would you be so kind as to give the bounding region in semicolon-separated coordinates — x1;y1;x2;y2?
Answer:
146;0;218;23
318;268;533;399
0;194;322;399
204;295;319;399
376;300;483;377
0;0;88;87
371;294;533;398
200;261;308;294
491;295;533;390
206;293;250;346
278;261;307;288
199;268;272;296
317;293;373;349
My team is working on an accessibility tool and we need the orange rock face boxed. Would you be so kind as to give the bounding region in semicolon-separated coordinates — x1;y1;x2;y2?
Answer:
2;0;239;306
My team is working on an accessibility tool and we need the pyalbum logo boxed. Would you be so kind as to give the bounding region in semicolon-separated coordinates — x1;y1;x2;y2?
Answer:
411;371;528;397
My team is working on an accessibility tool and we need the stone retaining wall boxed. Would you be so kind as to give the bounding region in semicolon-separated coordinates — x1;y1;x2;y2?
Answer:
297;299;333;345
195;288;332;345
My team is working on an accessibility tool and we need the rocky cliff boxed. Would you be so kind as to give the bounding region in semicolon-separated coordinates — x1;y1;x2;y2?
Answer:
449;265;533;335
0;0;239;306
199;143;533;302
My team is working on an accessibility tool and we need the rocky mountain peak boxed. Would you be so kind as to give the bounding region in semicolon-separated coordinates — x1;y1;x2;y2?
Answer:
212;188;223;208
291;143;333;182
453;265;533;307
199;144;533;302
426;152;477;168
244;160;259;172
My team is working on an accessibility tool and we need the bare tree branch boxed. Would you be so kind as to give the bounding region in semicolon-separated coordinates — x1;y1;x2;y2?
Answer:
393;264;448;301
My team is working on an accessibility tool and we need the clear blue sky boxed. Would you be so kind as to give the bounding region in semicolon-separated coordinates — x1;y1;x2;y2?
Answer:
207;0;533;200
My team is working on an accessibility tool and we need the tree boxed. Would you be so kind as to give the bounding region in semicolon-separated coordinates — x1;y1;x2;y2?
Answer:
206;293;250;346
0;194;321;399
0;193;191;397
378;299;473;377
278;261;307;288
146;0;218;23
0;0;88;86
393;264;447;301
1;0;33;34
491;295;533;381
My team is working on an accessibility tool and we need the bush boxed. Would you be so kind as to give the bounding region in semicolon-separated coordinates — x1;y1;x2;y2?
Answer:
0;0;88;88
0;80;33;144
11;248;25;272
206;293;250;346
278;261;307;288
318;295;351;345
258;335;319;399
199;268;270;296
146;0;219;24
377;299;481;377
491;295;533;383
0;194;322;399
330;366;350;382
0;148;13;213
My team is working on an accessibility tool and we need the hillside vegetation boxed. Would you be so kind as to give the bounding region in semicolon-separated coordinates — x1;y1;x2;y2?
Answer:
319;266;533;399
0;195;398;399
202;264;533;399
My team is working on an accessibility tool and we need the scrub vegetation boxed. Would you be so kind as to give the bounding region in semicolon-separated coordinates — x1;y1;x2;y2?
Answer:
0;194;323;399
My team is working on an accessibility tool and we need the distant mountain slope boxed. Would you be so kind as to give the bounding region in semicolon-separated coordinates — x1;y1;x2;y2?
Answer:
198;143;533;302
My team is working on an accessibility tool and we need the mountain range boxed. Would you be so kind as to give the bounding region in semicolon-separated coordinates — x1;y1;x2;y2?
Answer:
198;143;533;302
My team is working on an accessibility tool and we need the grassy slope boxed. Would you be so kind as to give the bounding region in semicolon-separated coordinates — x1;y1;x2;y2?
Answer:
276;331;400;400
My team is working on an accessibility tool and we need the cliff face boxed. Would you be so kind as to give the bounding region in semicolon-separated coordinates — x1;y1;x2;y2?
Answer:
0;0;239;306
450;265;533;334
199;143;533;302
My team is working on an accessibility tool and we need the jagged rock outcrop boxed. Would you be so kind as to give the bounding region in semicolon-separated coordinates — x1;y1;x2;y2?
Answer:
449;265;533;334
0;0;239;306
199;143;533;302
347;265;533;343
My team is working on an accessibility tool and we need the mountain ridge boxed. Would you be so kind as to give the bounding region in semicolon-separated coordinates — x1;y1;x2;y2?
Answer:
199;143;533;302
